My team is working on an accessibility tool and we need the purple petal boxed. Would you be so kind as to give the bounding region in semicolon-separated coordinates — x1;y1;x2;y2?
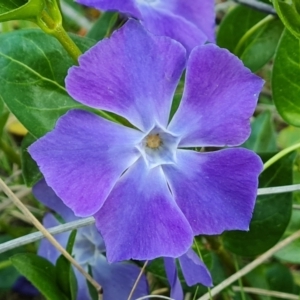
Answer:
92;255;149;299
38;213;69;264
33;179;77;222
163;149;263;235
66;20;186;131
29;109;143;217
139;5;207;54
155;0;216;43
168;44;264;147
178;249;212;287
164;257;184;300
76;0;141;17
13;277;39;296
94;158;193;262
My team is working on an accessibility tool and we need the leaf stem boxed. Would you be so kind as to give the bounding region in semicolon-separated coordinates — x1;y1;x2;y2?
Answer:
37;11;82;63
234;15;274;55
263;141;300;171
0;177;102;294
0;260;12;270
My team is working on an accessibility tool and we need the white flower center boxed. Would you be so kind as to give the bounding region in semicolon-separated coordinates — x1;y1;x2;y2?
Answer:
138;125;180;169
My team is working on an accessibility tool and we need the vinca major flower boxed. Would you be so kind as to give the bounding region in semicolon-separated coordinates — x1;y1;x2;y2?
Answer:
32;179;149;300
75;0;215;54
29;20;264;262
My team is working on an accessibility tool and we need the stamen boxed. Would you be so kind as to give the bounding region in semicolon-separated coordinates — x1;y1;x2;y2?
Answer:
146;134;162;149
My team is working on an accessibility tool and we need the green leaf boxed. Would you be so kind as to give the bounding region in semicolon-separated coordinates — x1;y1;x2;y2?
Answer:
10;253;69;300
236;18;284;72
0;235;23;290
243;111;277;152
0;97;9;137
0;29;95;138
275;210;300;263
0;0;44;22
56;231;77;300
277;126;300;148
87;265;98;300
273;0;300;39
222;152;294;256
217;5;267;53
266;263;296;297
21;133;42;186
272;29;300;127
87;12;119;41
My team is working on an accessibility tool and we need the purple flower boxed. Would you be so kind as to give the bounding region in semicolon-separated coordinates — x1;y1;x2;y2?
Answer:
164;249;212;299
32;179;149;300
29;20;264;262
77;0;215;54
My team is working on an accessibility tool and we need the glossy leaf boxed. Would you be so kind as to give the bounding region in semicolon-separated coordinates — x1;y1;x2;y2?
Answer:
0;29;95;138
21;133;42;186
10;253;69;300
217;5;267;53
275;210;300;263
56;230;77;300
243;111;277;152
236;18;284;72
0;0;44;22
272;29;300;127
273;0;300;39
222;152;294;256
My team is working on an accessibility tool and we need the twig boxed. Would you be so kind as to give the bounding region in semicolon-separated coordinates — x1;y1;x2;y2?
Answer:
127;260;148;300
0;217;95;254
1;184;300;255
233;0;277;15
198;229;300;300
257;184;300;195
0;177;101;293
232;286;299;300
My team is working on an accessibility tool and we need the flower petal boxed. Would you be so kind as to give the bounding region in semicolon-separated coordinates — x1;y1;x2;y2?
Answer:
168;44;264;147
33;179;77;222
29;109;143;217
92;255;149;299
66;20;186;132
38;213;69;264
76;0;141;17
138;5;207;54
94;158;193;262
164;257;184;300
178;249;212;287
163;149;263;235
155;0;216;43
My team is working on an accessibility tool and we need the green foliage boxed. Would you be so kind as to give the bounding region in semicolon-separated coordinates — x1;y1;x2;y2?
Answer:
21;133;42;186
87;12;119;41
0;235;23;290
0;0;44;22
10;253;69;300
222;152;294;256
272;29;300;127
218;5;283;72
55;231;78;300
273;0;300;39
0;29;95;138
243;111;277;152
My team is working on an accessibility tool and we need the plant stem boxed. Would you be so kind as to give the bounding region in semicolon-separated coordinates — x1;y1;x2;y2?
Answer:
0;260;12;270
37;11;82;63
0;177;102;294
263;141;300;171
234;15;274;55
